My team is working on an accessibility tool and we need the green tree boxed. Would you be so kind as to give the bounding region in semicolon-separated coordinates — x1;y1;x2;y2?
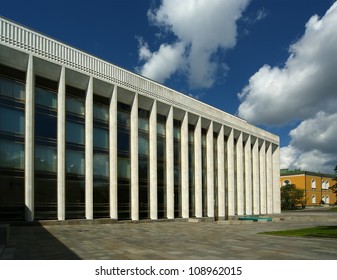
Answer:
329;166;337;201
281;183;305;210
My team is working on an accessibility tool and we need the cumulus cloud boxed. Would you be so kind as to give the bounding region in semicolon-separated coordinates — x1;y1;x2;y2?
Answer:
137;0;250;88
238;2;337;173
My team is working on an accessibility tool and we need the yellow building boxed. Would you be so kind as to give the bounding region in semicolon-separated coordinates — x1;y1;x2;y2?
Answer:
280;169;337;207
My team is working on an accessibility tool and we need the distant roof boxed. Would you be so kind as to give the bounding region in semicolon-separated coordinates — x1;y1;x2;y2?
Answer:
280;169;335;178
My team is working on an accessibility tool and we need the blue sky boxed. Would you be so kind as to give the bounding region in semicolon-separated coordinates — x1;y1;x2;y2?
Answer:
2;0;337;173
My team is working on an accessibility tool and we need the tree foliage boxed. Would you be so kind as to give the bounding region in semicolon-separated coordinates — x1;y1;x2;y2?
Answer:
281;183;305;210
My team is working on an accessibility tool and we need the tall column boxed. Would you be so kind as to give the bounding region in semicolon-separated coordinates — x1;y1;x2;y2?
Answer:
217;126;225;219
227;128;235;217
85;76;93;219
259;141;267;214
25;54;34;221
236;132;244;216
252;138;260;215
130;94;139;220
194;117;202;218
149;100;158;220
272;145;281;214
109;86;118;219
181;112;189;218
266;143;273;214
57;66;66;220
206;121;214;217
166;106;174;219
244;136;252;215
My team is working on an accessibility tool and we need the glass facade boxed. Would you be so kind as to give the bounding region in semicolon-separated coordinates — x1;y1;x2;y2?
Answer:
117;102;131;219
65;88;86;219
202;129;207;217
157;115;166;219
138;109;149;219
188;125;195;217
174;120;182;218
93;98;109;218
34;78;58;219
0;70;25;220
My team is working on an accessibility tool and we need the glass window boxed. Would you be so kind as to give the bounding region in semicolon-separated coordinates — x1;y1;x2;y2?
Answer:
66;121;84;145
139;117;149;131
157;140;165;159
66;149;85;175
174;126;181;139
35;145;57;173
0;139;24;169
0;77;25;100
139;158;148;180
94;104;108;122
93;153;109;177
35;113;57;139
117;111;130;128
139;134;149;156
35;87;57;108
118;130;130;153
94;127;108;149
66;96;85;116
118;157;130;179
0;106;24;134
157;122;165;136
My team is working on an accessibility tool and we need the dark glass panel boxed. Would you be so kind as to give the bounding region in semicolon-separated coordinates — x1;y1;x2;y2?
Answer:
93;153;109;177
66;149;85;176
35;145;57;173
94;104;108;122
157;139;165;159
66;96;85;116
94;127;108;149
65;179;85;219
139;183;149;219
139;133;149;156
93;178;109;218
0;106;24;135
139;117;149;131
35;87;57;109
0;175;24;220
139;158;148;181
0;139;24;169
35;177;57;220
118;179;131;220
0;77;25;100
66;121;84;145
35;112;57;140
118;130;130;153
118;157;130;179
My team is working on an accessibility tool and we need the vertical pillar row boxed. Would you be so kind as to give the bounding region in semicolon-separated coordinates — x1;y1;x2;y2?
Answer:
244;135;252;215
227;128;235;217
181;112;189;218
25;54;35;221
217;126;225;219
85;76;93;219
131;93;139;221
57;66;66;220
166;106;174;219
206;121;214;217
110;85;118;219
149;100;157;220
236;132;244;216
194;117;202;218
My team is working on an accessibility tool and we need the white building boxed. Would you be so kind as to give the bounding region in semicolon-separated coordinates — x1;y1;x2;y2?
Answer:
0;17;280;222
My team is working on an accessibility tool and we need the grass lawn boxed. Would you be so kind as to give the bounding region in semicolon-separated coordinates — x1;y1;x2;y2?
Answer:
259;226;337;239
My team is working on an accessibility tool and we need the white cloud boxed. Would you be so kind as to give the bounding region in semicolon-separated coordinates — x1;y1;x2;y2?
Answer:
137;0;250;88
237;2;337;173
238;2;337;125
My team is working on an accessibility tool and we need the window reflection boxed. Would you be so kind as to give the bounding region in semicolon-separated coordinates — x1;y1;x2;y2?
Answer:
66;121;84;145
94;104;108;122
118;157;130;179
94;127;108;149
0;77;25;100
35;87;57;109
93;153;109;177
0;106;25;134
35;145;57;173
66;149;85;175
66;96;85;115
0;139;24;169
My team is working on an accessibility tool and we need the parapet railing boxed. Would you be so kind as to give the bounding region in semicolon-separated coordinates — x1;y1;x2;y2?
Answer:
0;16;278;143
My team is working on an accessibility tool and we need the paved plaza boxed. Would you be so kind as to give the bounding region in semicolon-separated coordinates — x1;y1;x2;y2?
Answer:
1;210;337;260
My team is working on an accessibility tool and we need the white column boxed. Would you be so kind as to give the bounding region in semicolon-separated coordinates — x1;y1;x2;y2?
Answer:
181;112;189;218
236;132;244;216
266;142;273;214
194;117;202;218
130;94;139;221
85;76;93;219
57;66;66;220
25;54;34;221
109;86;118;219
217;126;225;219
244;136;252;215
206;121;214;217
149;100;157;220
259;141;267;214
166;106;174;219
272;145;281;214
227;128;235;217
252;138;260;215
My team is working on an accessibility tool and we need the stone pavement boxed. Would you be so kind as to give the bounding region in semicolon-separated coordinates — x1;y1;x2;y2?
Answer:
1;209;337;260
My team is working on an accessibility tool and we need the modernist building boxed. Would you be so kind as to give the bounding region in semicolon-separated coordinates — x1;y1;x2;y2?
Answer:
0;17;280;222
281;169;336;207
